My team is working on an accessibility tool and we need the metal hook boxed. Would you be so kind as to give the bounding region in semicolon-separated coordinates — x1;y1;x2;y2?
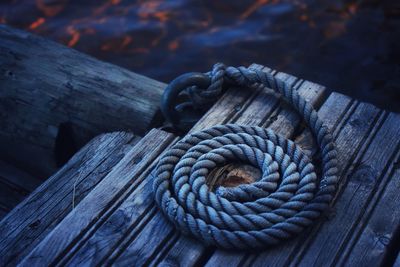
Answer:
161;72;211;131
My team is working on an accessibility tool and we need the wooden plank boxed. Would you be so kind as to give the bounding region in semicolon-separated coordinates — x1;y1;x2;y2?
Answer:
0;131;140;266
295;93;355;156
265;80;327;133
150;236;206;267
61;172;169;266
248;97;384;267
18;129;175;266
111;211;175;266
335;113;400;266
289;111;400;267
337;150;400;266
233;72;298;127
189;64;272;133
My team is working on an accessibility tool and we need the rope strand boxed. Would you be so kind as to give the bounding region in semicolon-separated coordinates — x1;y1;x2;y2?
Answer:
154;64;338;249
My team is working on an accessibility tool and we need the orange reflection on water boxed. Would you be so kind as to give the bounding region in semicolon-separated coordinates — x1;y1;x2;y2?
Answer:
168;40;179;51
3;0;363;58
121;35;133;48
240;0;270;20
66;26;80;47
138;0;172;23
36;0;68;17
29;17;45;30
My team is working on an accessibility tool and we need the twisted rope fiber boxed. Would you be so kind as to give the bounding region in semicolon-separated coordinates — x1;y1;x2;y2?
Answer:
154;64;338;249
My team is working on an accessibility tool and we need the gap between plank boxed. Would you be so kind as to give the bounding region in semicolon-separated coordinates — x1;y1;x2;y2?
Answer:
55;137;179;266
243;102;384;266
288;110;389;266
334;141;400;266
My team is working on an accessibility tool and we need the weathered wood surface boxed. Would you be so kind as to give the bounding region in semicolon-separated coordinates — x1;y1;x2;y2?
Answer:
1;64;399;266
0;25;166;179
0;131;141;265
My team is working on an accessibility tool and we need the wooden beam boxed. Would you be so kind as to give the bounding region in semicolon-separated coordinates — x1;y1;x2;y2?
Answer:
0;25;166;177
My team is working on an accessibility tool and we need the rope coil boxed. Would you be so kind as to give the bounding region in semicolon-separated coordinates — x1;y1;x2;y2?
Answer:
154;64;338;249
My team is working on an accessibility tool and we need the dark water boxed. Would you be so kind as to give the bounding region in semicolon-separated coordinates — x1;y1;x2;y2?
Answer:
1;0;399;111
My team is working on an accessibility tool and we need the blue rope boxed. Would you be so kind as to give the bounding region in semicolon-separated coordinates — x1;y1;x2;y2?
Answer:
153;64;338;249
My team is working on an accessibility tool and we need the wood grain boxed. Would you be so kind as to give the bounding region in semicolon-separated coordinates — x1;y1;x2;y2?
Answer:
290;111;399;267
249;96;384;267
0;131;139;266
340;152;400;266
0;25;166;178
18;129;174;266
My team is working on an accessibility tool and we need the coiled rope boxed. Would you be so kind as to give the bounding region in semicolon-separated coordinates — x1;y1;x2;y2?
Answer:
153;64;338;249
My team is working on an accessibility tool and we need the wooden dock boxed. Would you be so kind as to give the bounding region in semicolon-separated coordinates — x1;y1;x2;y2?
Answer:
1;64;399;266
